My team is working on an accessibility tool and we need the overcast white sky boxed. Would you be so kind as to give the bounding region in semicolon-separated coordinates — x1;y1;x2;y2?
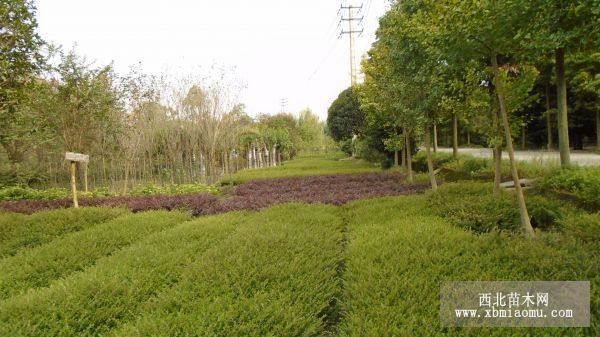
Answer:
36;1;389;120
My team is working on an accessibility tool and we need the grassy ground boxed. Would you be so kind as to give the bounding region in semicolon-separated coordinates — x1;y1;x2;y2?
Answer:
0;152;597;336
222;152;379;184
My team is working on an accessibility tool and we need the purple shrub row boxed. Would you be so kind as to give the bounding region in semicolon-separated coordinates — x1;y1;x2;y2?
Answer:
0;172;428;215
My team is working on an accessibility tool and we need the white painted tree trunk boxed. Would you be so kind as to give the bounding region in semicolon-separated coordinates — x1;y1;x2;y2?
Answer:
257;145;263;168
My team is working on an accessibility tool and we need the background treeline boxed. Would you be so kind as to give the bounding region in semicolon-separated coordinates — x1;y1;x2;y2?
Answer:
0;0;334;192
327;0;599;234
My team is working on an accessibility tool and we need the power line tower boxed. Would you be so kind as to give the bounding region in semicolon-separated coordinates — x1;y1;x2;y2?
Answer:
280;98;288;113
339;2;363;86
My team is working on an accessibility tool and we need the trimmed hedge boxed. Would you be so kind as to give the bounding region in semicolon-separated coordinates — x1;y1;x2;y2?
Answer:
537;166;600;208
110;204;343;337
0;186;69;201
338;196;598;336
0;207;128;258
412;151;455;173
0;211;190;300
0;211;240;337
129;183;219;196
426;182;566;233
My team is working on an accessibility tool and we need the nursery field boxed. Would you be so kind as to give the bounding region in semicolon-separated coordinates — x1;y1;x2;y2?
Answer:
223;152;379;184
0;154;598;336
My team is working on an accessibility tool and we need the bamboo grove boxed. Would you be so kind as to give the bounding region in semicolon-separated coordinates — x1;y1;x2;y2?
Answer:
351;0;599;234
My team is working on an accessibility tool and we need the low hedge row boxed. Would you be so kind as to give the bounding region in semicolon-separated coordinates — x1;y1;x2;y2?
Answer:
129;183;219;196
426;182;567;233
0;210;191;300
537;166;600;208
338;196;597;336
110;204;343;336
0;183;219;202
0;211;240;337
0;207;128;258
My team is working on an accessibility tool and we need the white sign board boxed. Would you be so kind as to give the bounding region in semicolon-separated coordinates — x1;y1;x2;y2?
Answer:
65;152;89;163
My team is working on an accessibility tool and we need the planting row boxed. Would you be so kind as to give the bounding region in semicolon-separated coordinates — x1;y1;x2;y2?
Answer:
0;183;219;201
0;207;127;258
0;204;343;337
0;172;428;215
0;211;190;300
337;196;598;337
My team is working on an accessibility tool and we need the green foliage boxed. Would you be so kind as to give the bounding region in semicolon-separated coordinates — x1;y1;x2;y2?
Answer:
559;212;600;246
0;183;219;201
0;211;190;300
0;204;342;337
129;183;219;196
223;153;378;185
0;207;128;258
426;182;565;233
354;137;385;162
327;87;365;142
0;186;69;201
537;166;600;207
113;204;342;336
380;157;394;170
0;0;44;157
411;151;454;172
340;138;354;156
338;195;597;337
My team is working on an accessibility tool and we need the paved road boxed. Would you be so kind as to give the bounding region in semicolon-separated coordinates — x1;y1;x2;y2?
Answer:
437;147;600;166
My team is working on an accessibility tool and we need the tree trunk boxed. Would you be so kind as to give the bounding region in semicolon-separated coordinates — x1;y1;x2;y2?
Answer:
491;103;503;196
255;145;261;168
467;130;471;147
596;110;600;148
83;163;89;193
404;129;413;183
545;81;553;150
493;146;502;196
401;148;406;170
394;150;399;167
433;122;438;153
247;147;252;168
555;47;571;166
452;113;459;159
272;146;277;166
521;126;526;150
425;126;438;190
491;51;533;235
70;161;79;208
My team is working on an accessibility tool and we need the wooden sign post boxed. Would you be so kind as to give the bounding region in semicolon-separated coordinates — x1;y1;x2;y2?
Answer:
65;152;89;208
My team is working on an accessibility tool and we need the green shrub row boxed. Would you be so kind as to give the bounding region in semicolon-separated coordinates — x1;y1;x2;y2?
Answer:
129;183;219;196
411;151;455;172
0;186;70;201
0;210;191;300
0;207;128;258
338;197;597;336
537;166;600;207
426;182;567;233
110;204;343;337
0;211;240;337
223;153;378;185
0;183;219;202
